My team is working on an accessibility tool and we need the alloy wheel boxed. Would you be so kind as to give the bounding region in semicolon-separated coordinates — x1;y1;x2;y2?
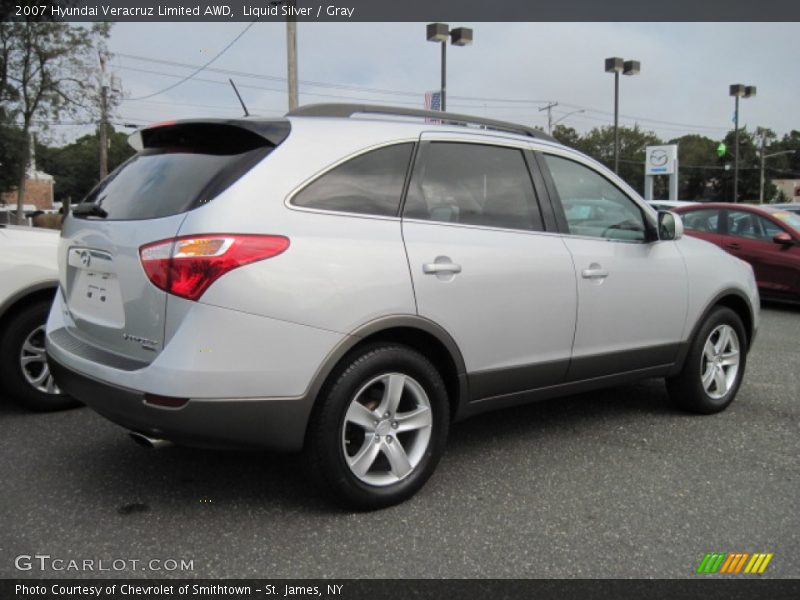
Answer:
699;324;740;400
19;325;60;395
341;373;433;487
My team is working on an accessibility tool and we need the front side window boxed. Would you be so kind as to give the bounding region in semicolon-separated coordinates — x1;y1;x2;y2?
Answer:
543;154;646;241
682;209;721;233
292;143;413;216
403;142;543;231
727;210;782;241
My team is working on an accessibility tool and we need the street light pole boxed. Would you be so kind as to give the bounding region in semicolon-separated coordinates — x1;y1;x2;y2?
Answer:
729;84;756;203
440;38;446;111
605;57;640;174
551;109;586;130
427;23;473;113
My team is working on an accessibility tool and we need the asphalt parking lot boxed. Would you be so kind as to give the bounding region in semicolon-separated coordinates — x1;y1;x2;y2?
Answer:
1;305;798;579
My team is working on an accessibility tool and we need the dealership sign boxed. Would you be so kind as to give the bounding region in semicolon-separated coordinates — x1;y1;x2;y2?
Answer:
645;145;678;175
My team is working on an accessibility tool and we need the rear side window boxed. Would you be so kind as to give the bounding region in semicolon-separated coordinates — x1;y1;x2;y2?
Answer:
291;143;414;216
403;142;543;231
76;123;283;221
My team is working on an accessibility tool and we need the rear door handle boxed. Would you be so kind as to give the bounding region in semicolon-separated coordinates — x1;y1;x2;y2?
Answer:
725;243;741;250
423;262;462;274
581;266;609;279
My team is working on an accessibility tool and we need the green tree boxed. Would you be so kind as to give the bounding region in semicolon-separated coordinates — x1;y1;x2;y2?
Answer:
36;127;134;205
0;113;24;193
715;128;762;203
0;22;107;222
552;124;582;150
574;124;663;194
668;134;719;200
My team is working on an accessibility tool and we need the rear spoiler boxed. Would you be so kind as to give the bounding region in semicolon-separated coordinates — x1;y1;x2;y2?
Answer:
127;118;291;153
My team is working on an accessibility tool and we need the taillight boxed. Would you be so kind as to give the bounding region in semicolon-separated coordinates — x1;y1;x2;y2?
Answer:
140;234;289;301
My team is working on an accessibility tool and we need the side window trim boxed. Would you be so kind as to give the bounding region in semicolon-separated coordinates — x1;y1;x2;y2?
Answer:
532;150;569;234
398;139;430;218
523;149;556;232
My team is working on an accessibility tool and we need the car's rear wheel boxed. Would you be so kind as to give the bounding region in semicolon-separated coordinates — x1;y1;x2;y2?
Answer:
667;306;747;414
306;344;449;510
0;300;81;411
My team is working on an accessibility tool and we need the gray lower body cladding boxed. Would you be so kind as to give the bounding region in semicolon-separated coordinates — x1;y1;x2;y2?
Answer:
48;358;312;452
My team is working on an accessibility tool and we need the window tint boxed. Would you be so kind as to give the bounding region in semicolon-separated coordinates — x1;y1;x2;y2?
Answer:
728;210;784;241
543;154;645;241
77;123;283;221
292;143;413;216
80;149;270;221
403;142;542;231
682;209;720;233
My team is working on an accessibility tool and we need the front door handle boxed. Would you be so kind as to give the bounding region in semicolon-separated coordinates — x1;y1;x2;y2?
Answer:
423;262;462;274
725;242;741;250
581;266;609;279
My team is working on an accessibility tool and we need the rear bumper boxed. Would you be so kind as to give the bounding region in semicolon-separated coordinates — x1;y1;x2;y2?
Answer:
49;357;311;451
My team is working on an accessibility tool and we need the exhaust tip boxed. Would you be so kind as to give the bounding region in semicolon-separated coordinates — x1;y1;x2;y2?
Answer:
129;431;173;449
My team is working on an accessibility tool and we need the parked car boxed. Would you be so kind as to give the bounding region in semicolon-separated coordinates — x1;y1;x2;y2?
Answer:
47;105;759;509
674;202;800;304
0;224;79;410
768;202;800;217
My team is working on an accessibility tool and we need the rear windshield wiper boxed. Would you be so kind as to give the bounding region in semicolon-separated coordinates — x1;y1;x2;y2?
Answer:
72;203;108;219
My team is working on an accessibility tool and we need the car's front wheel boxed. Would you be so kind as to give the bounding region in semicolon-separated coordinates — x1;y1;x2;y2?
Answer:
306;344;450;510
0;300;81;411
667;306;747;414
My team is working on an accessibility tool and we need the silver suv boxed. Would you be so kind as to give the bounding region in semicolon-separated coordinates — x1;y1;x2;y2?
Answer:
47;104;759;509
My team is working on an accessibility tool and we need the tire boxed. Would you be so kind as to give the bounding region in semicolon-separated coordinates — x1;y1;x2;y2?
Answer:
0;300;81;412
667;306;747;414
306;344;450;510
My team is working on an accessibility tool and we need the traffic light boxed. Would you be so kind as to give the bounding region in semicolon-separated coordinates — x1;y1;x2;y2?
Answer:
717;142;727;157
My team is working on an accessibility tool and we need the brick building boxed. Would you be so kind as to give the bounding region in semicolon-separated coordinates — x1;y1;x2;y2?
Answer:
0;169;55;211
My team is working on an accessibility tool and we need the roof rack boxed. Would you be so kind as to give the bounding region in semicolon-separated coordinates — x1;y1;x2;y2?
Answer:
287;103;558;143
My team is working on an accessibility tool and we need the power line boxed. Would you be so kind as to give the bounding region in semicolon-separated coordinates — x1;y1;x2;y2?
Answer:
114;63;726;136
115;52;736;133
126;22;256;101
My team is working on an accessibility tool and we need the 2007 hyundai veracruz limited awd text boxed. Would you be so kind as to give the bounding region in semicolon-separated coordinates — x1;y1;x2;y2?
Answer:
47;104;759;509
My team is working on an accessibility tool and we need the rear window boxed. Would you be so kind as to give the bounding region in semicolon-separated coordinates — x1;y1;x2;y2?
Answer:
76;122;286;221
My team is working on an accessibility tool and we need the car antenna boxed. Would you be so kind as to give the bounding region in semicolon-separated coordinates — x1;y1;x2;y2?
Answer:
229;79;250;117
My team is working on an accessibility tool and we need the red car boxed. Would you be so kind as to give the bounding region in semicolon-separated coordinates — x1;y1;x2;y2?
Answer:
673;203;800;303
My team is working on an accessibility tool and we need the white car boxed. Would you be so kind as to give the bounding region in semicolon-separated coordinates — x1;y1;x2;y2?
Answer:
0;223;78;410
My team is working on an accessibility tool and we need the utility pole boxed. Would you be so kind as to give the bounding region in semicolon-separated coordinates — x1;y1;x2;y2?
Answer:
539;102;558;135
99;45;109;179
286;0;298;110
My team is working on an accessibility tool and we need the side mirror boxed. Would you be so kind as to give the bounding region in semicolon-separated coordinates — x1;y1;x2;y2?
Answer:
658;211;684;241
773;232;795;246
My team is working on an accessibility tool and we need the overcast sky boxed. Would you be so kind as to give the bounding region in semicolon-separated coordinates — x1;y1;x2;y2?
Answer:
93;21;799;142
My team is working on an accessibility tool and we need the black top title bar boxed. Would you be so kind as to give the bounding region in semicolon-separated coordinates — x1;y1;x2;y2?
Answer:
3;0;800;22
